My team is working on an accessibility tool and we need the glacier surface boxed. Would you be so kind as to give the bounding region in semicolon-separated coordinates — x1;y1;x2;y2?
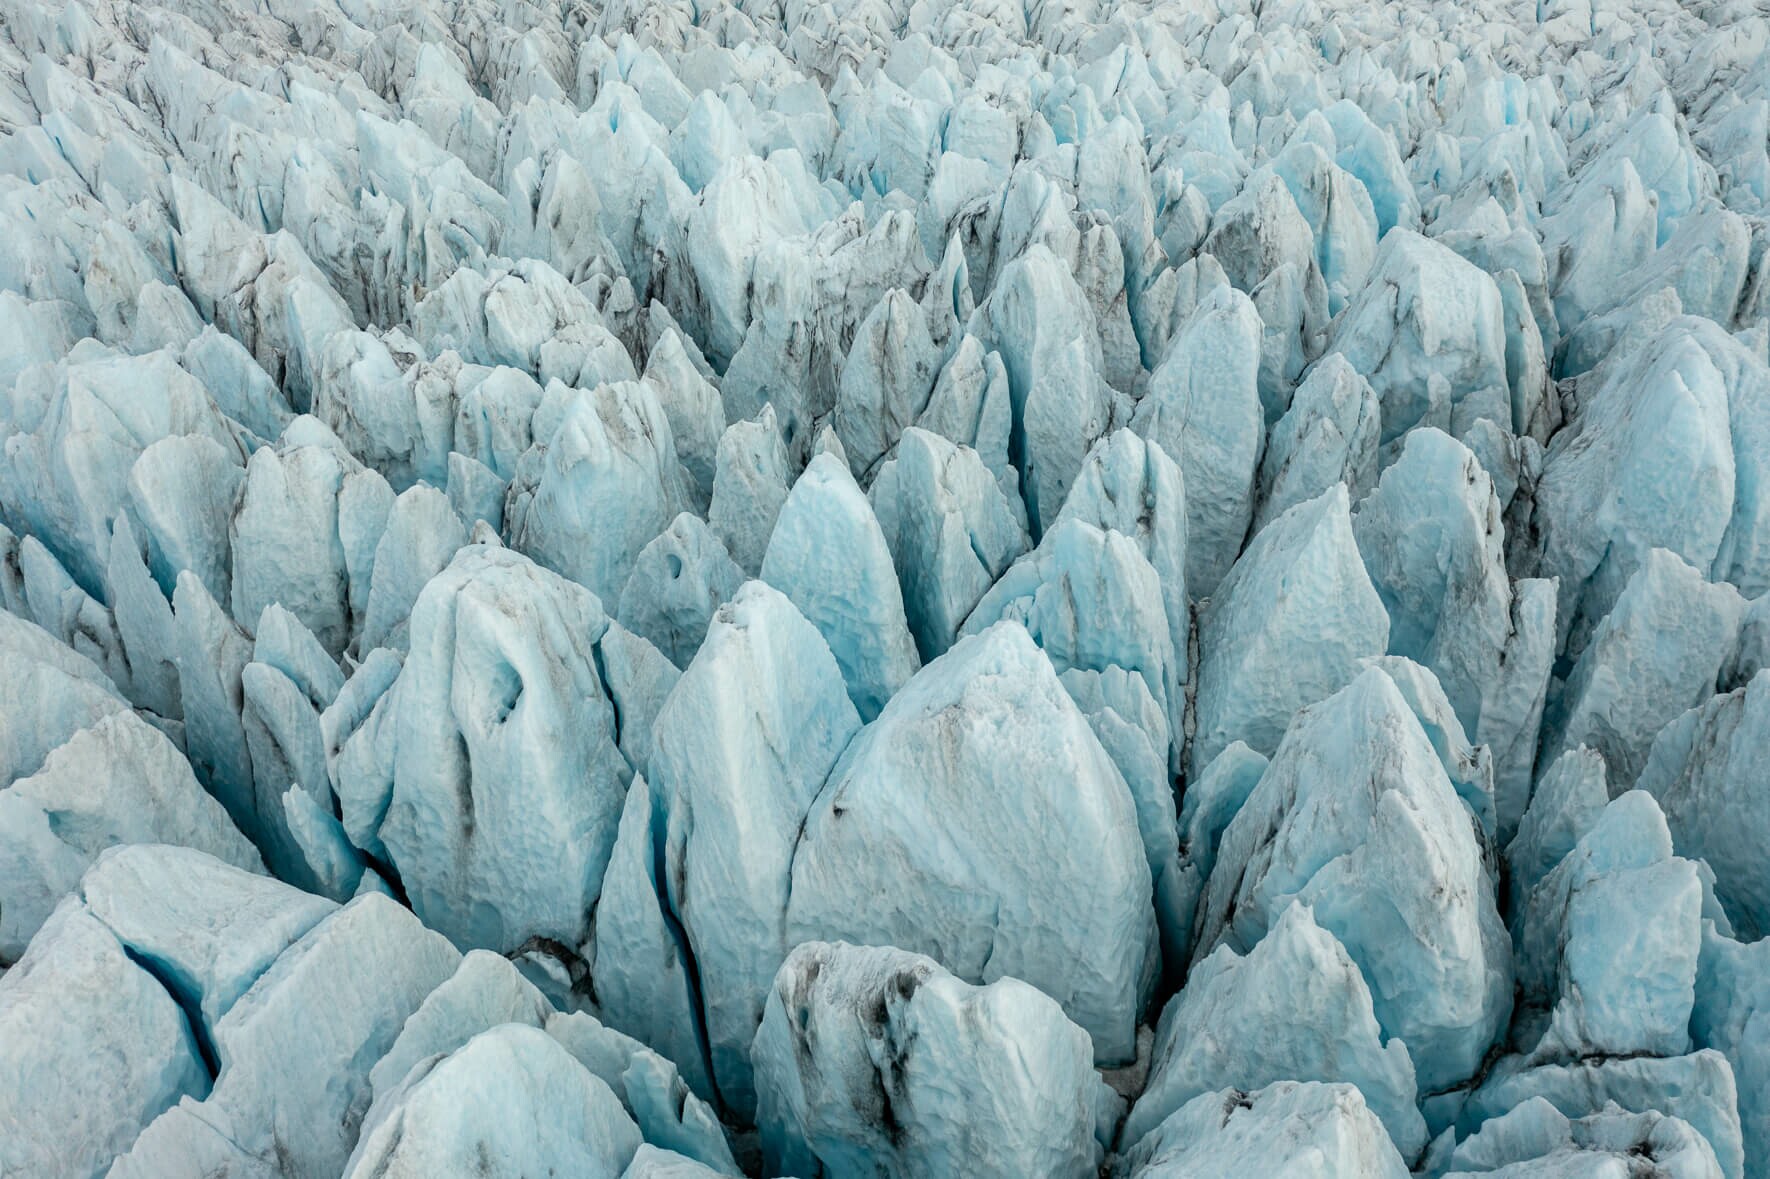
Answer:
0;0;1768;1174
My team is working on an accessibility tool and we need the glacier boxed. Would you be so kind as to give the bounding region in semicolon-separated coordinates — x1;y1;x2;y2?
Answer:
0;0;1768;1174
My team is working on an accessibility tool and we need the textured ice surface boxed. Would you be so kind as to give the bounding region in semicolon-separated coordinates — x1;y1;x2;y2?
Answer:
2;0;1769;1173
785;622;1158;1066
1116;1081;1409;1178
753;941;1118;1178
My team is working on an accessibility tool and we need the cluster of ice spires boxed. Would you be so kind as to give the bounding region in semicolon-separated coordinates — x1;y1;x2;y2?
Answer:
0;0;1768;1173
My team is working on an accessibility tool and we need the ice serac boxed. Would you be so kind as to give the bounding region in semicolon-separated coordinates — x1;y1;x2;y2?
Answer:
868;427;1029;662
368;949;552;1106
642;329;723;509
360;484;467;652
229;419;369;659
0;710;262;960
960;519;1184;960
1327;228;1510;443
685;155;822;371
1693;925;1770;1173
752;941;1118;1179
173;570;258;834
1194;665;1511;1093
547;1011;741;1174
0;348;244;600
617;512;746;669
1131;284;1264;596
1114;1082;1409;1179
335;544;630;954
345;1024;643;1179
1192;484;1389;772
640;581;861;1119
1441;1097;1724;1178
833;288;941;478
761;452;920;721
505;380;694;605
0;900;209;1179
75;845;335;1043
1352;427;1555;837
1512;791;1702;1063
1505;746;1609;915
1053;428;1191;722
0;610;130;787
359;942;736;1174
1169;742;1269;962
180;894;460;1179
967;243;1112;537
786;622;1158;1065
916;333;1018;511
589;775;712;1105
1123;902;1425;1159
1529;318;1736;652
622;1145;731;1178
708;408;792;576
1636;670;1770;940
1255;352;1380;532
1456;1051;1744;1179
127;433;246;605
1544;548;1742;787
239;604;351;893
412;259;636;389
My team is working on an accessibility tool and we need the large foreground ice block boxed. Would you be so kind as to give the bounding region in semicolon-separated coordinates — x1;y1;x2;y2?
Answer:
1192;484;1388;772
1123;902;1425;1158
1441;1097;1723;1178
0;709;262;960
76;845;334;1046
196;895;460;1179
752;941;1118;1179
640;581;861;1118
336;544;632;953
0;901;209;1179
345;1024;643;1179
786;622;1158;1065
1456;1051;1744;1179
1115;1081;1409;1179
1194;666;1511;1093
